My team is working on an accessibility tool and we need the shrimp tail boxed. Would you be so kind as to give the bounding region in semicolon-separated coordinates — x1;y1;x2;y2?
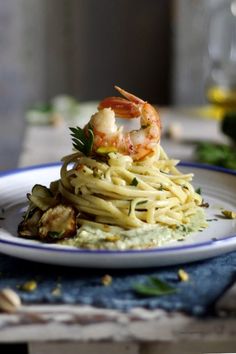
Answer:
98;85;145;119
114;85;145;104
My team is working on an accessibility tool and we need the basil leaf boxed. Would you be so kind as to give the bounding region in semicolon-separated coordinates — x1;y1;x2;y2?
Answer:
133;277;176;297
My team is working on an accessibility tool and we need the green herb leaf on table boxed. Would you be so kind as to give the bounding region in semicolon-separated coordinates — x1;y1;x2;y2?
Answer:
195;142;236;170
133;276;177;297
70;125;94;156
34;103;52;113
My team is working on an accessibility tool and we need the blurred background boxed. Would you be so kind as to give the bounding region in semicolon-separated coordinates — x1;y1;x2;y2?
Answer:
1;0;235;169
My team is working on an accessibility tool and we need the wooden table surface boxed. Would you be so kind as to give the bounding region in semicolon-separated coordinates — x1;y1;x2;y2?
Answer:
1;105;236;354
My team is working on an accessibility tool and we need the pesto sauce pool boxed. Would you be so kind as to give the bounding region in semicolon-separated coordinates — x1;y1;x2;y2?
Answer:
60;209;207;250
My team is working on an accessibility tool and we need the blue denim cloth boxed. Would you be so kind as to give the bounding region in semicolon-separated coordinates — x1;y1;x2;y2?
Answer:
0;251;236;316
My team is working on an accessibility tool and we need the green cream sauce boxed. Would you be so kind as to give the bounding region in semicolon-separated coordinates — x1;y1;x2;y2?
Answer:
60;209;207;250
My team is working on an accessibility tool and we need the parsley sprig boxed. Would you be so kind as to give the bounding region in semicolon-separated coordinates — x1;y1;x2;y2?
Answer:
70;125;94;156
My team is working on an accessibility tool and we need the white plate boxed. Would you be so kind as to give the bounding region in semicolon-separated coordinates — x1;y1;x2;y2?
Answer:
0;162;236;268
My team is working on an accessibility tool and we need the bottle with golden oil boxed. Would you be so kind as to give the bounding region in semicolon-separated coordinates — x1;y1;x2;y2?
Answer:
206;0;236;119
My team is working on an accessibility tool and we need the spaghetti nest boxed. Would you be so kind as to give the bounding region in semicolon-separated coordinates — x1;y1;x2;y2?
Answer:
59;145;202;230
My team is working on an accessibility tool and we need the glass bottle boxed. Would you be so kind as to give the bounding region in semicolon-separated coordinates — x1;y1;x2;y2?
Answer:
206;0;236;117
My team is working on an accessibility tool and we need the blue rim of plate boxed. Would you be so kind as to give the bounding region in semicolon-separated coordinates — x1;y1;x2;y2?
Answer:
0;161;236;255
1;161;236;177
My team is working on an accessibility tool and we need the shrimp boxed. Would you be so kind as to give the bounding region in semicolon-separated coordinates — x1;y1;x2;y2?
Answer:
85;86;161;161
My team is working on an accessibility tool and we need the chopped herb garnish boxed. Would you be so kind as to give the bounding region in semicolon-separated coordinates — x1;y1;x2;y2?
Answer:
128;200;147;216
200;201;209;208
177;224;188;233
128;201;132;216
206;218;218;222
93;167;102;178
195;188;201;195
133;276;176;297
70;125;94;156
136;200;147;206
47;231;64;239
131;177;138;186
